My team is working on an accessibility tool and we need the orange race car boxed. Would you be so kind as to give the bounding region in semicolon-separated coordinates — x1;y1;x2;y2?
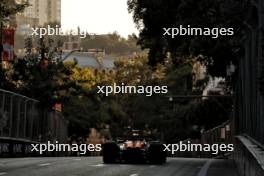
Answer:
102;131;166;164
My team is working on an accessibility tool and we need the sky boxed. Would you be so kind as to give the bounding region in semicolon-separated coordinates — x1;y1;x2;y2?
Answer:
61;0;138;38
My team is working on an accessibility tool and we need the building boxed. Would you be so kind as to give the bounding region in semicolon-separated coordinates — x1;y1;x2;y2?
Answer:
38;0;61;26
63;34;81;51
13;0;61;50
15;0;39;35
15;0;61;35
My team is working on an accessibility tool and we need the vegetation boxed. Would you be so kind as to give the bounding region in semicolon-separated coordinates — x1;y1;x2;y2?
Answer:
0;0;234;142
127;0;249;79
0;0;28;19
10;37;79;108
3;34;232;142
0;0;28;89
81;32;141;56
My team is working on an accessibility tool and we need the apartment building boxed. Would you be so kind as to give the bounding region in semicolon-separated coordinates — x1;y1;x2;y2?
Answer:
15;0;39;35
15;0;61;35
38;0;61;26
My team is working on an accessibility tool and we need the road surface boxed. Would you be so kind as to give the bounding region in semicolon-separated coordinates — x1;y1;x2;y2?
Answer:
0;157;237;176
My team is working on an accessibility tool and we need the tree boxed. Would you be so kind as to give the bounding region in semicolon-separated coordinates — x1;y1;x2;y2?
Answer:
0;0;28;89
0;0;28;20
10;37;80;109
81;32;141;56
108;55;231;142
62;62;120;137
128;0;250;78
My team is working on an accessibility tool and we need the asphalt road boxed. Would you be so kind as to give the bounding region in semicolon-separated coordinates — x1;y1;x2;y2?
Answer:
0;157;236;176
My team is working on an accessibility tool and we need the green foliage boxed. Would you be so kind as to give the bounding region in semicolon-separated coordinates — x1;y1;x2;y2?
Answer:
10;37;80;108
0;0;29;19
112;56;166;136
0;0;29;89
190;97;233;130
61;63;122;137
128;0;250;77
7;41;232;142
0;69;7;88
81;32;141;56
165;63;193;95
107;56;231;142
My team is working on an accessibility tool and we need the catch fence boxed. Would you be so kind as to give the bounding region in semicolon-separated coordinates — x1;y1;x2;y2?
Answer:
0;89;68;156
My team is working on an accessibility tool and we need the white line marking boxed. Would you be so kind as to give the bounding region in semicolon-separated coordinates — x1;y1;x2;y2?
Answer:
38;163;51;167
196;159;213;176
91;164;105;167
73;158;81;161
0;172;7;175
149;165;156;168
130;174;139;176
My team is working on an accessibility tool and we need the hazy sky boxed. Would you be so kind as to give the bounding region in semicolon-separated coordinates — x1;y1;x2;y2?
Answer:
61;0;138;37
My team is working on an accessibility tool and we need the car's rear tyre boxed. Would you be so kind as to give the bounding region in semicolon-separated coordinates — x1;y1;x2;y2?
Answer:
102;142;120;164
147;143;166;164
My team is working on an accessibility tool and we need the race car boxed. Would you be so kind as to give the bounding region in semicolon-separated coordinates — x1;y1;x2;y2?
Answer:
102;131;166;164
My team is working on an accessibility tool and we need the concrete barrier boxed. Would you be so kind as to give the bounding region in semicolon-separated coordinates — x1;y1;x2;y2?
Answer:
234;135;264;176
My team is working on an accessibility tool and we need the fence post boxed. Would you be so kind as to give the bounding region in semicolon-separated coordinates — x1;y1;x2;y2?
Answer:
8;95;13;136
